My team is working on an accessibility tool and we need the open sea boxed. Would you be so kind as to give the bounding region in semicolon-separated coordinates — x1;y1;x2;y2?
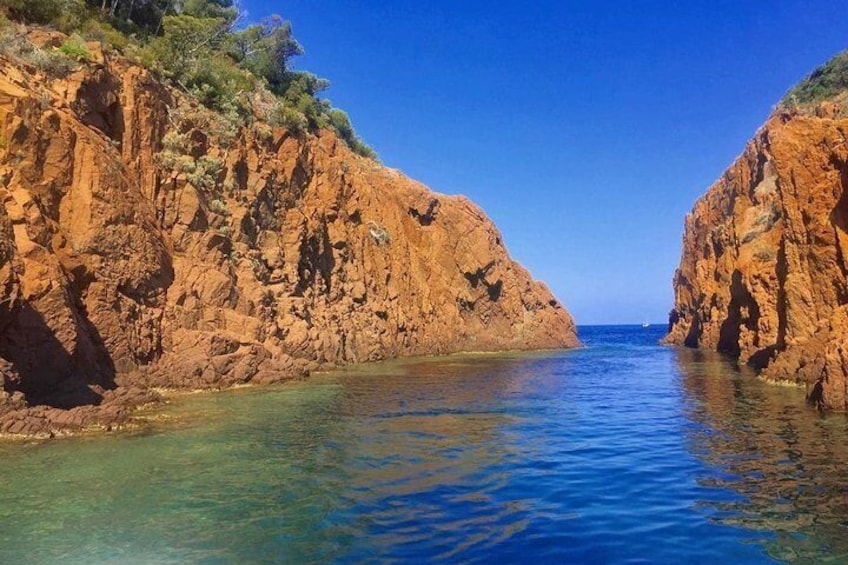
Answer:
1;325;847;563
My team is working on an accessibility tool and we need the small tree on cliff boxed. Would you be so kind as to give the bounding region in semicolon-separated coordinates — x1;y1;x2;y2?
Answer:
230;15;303;94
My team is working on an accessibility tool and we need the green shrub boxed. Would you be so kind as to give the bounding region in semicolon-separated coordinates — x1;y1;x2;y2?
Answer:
349;138;377;160
279;72;330;125
0;0;62;24
169;100;241;146
157;125;224;192
59;34;90;60
185;55;255;114
143;15;229;78
0;27;76;75
82;19;128;51
33;49;76;75
252;122;273;142
51;2;86;33
155;150;194;174
208;197;230;215
161;131;189;154
0;0;86;30
267;102;307;131
326;107;377;159
783;51;848;107
189;154;223;191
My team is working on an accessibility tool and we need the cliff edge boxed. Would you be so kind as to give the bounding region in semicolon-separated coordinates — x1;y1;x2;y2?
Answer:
666;52;848;409
0;31;578;435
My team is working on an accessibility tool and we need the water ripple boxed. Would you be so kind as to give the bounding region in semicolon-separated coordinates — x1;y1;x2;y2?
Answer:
0;327;845;562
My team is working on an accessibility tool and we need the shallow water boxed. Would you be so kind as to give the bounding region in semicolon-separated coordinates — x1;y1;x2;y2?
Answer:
1;326;847;563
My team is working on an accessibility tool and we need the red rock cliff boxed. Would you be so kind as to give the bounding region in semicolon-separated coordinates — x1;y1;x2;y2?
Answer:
666;100;848;409
0;36;578;434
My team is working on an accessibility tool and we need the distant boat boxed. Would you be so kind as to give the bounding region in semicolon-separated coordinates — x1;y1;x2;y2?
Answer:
642;322;650;328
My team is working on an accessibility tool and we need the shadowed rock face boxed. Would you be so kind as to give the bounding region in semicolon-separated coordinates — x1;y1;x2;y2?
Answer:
665;103;848;410
0;33;578;434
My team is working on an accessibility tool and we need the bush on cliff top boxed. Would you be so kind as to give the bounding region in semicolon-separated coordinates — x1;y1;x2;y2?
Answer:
783;50;848;108
0;25;78;75
59;34;92;60
0;0;377;159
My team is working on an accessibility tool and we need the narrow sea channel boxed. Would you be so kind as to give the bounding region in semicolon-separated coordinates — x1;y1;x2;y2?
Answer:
1;325;845;563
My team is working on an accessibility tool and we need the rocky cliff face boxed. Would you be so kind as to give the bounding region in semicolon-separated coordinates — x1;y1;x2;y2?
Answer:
666;101;848;410
0;33;578;435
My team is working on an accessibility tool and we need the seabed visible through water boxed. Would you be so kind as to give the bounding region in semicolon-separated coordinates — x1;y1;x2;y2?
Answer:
0;325;846;563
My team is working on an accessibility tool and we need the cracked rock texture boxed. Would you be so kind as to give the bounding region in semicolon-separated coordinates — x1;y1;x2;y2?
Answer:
0;33;578;435
665;101;848;410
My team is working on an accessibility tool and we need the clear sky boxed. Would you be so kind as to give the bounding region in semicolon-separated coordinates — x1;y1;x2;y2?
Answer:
243;0;847;325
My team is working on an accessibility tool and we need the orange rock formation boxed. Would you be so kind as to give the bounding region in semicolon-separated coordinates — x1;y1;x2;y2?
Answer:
0;34;578;435
666;102;848;409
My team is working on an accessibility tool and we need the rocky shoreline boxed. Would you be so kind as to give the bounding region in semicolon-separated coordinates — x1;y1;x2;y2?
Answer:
0;29;578;438
0;346;579;439
665;99;848;409
0;385;159;439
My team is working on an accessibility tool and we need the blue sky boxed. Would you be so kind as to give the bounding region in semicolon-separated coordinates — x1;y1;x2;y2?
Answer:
243;1;847;324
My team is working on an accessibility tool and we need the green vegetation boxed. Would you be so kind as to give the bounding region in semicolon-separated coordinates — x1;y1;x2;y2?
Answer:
59;34;91;60
0;24;77;75
782;50;848;109
0;0;377;159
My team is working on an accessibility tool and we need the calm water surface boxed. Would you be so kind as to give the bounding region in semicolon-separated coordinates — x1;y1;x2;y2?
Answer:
1;325;848;563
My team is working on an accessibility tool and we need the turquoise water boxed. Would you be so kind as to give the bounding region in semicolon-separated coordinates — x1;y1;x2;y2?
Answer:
1;325;848;563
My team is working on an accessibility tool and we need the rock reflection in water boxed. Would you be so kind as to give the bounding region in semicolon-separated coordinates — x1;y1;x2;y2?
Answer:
314;355;534;561
677;347;848;562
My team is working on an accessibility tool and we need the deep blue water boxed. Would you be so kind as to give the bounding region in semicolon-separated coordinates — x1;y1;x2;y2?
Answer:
1;325;848;563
